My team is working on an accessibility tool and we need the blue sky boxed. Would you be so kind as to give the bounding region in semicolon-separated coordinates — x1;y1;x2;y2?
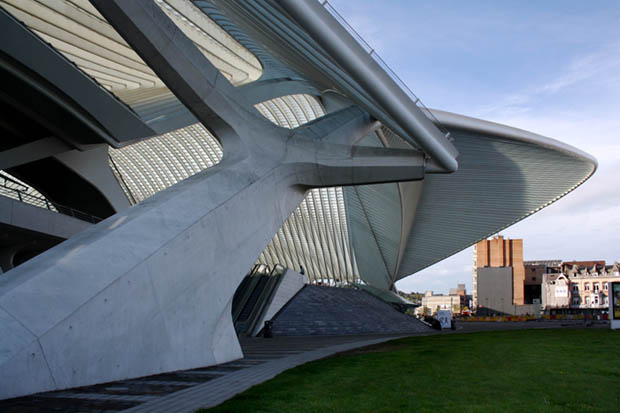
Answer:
330;0;620;294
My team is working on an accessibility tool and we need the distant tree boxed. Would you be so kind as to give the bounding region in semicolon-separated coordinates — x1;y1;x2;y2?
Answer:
396;290;424;305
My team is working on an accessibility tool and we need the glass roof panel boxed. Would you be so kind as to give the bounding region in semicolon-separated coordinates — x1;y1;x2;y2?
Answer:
0;0;262;119
253;94;360;284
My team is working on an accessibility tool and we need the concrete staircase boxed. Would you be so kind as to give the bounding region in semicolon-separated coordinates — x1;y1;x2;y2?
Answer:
271;286;430;336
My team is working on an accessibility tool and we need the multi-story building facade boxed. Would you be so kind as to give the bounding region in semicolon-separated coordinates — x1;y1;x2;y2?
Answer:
418;284;469;315
543;262;620;313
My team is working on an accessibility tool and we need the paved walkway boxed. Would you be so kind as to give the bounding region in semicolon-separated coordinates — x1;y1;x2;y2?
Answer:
124;334;421;413
123;319;610;412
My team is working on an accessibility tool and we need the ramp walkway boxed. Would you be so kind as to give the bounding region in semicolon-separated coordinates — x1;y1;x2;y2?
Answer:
270;285;429;336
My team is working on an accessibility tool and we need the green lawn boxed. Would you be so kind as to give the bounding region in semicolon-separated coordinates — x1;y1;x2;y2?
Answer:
201;329;620;413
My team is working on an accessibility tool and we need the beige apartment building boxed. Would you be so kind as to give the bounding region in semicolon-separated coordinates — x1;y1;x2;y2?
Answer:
417;284;468;315
543;262;620;312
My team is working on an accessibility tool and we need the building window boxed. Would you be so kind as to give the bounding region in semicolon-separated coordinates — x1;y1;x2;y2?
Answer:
531;277;536;281
604;282;608;291
572;296;580;305
585;283;590;291
585;296;590;305
572;284;579;292
604;296;609;305
593;295;599;305
594;283;600;293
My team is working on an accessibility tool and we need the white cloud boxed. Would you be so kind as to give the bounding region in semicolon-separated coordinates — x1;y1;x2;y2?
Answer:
471;42;620;123
536;44;620;95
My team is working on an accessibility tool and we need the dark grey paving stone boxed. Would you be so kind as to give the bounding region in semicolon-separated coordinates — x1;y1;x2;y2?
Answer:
271;286;431;336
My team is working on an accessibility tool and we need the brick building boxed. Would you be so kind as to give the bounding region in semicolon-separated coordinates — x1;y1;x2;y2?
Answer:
473;236;549;315
473;236;525;308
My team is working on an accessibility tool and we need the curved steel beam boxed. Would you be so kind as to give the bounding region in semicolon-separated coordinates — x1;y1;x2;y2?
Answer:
430;108;598;169
277;0;459;172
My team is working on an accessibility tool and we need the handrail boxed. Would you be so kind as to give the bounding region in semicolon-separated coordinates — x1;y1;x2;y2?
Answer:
246;273;283;336
319;1;451;140
0;182;102;224
278;0;459;172
0;171;29;191
270;263;286;277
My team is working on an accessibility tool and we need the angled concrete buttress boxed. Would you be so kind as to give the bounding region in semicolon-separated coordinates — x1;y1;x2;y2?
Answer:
0;0;427;399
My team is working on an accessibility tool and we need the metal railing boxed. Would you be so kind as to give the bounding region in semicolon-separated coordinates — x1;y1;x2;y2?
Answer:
0;174;102;224
319;0;451;141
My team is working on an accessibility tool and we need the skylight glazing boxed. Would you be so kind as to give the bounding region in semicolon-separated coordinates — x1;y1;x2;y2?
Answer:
0;0;262;117
254;95;360;285
108;123;223;204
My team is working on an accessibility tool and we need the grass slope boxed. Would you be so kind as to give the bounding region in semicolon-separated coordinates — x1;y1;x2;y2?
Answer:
202;329;620;412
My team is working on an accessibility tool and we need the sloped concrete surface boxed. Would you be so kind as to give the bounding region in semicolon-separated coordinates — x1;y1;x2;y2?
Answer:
271;286;430;336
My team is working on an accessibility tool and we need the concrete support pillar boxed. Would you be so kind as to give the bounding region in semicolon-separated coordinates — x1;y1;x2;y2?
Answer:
0;153;307;399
